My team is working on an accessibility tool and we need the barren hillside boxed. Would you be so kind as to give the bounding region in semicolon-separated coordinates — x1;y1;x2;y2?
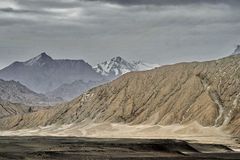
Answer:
0;55;240;139
0;99;48;119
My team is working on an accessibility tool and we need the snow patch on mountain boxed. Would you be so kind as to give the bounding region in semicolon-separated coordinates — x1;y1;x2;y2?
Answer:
94;56;160;76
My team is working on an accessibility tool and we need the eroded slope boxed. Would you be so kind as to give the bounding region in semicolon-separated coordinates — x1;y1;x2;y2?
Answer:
0;55;240;138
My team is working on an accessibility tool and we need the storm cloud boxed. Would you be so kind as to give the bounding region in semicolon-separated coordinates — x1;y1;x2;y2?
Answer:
0;0;240;69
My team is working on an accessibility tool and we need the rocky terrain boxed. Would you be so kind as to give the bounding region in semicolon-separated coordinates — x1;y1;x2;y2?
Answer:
0;54;239;146
0;79;61;105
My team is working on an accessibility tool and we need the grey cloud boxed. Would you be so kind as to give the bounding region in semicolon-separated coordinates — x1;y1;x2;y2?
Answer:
85;0;240;6
0;0;239;69
0;7;41;14
14;0;83;9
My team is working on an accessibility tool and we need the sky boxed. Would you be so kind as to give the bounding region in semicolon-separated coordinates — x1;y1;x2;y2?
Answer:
0;0;240;69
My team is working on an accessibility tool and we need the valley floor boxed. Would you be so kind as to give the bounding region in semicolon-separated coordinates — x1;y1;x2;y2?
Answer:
0;136;240;160
0;122;239;149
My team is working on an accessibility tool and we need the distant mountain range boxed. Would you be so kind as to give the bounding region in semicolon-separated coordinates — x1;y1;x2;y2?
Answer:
0;45;239;103
0;53;159;101
1;44;239;102
47;56;159;100
0;79;61;105
0;53;103;93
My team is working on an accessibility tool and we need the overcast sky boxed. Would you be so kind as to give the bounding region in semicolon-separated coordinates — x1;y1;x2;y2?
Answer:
0;0;240;69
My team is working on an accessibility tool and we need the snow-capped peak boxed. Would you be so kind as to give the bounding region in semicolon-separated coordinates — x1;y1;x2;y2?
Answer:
94;56;134;76
24;52;53;66
94;56;160;76
232;45;240;55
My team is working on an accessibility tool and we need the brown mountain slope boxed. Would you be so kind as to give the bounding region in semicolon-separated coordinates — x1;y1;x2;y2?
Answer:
0;55;240;138
0;99;51;119
0;100;29;119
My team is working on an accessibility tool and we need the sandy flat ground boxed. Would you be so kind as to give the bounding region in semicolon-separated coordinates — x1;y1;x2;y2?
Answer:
0;122;239;150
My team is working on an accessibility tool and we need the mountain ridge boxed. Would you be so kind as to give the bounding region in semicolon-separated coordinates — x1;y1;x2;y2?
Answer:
0;53;158;100
0;53;103;93
50;56;159;100
24;52;53;66
0;79;60;105
0;54;239;142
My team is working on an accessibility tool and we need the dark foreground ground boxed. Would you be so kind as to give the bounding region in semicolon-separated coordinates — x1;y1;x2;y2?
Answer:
0;136;239;160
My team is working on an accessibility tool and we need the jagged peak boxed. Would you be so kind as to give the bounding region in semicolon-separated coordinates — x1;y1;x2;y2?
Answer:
24;52;53;66
94;56;159;76
110;56;127;63
232;45;240;55
39;52;50;57
35;52;52;60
